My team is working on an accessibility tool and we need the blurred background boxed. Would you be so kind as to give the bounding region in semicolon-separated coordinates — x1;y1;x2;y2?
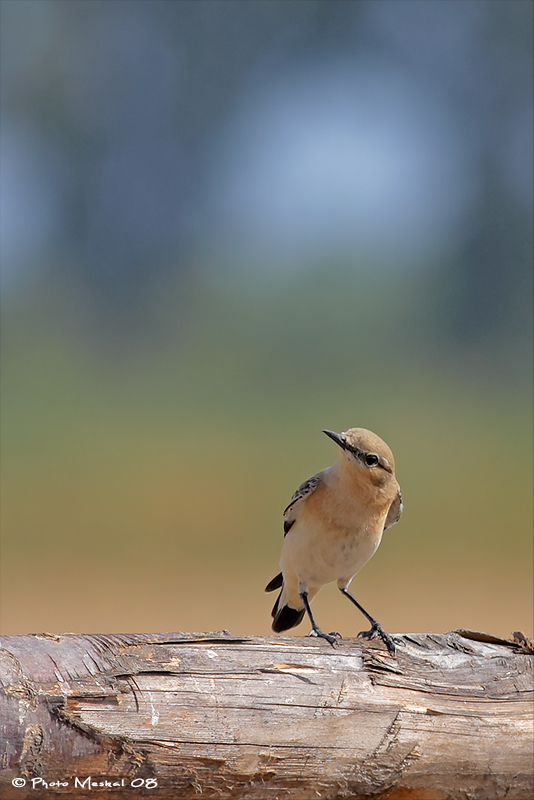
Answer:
1;0;532;639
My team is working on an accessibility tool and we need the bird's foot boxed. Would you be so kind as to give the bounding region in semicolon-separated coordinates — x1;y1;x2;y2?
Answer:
358;623;396;655
308;628;342;647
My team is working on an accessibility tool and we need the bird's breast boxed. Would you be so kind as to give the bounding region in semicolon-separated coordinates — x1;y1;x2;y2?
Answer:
281;496;386;587
302;479;386;534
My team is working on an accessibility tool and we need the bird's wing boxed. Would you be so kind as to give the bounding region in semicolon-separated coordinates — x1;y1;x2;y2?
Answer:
384;488;403;530
283;471;323;534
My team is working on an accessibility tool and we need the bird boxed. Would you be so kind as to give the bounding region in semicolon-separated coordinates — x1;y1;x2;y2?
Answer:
265;427;402;654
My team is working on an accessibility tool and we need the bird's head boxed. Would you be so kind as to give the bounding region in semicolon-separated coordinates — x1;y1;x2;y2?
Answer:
323;427;396;487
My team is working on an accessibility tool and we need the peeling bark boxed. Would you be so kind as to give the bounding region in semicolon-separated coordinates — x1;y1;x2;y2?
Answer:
0;630;532;799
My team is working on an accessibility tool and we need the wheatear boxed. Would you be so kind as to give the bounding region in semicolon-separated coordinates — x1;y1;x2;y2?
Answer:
265;428;402;654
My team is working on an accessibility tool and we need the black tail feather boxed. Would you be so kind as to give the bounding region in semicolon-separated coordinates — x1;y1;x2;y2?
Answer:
267;573;305;631
271;590;281;618
272;602;305;633
265;572;283;592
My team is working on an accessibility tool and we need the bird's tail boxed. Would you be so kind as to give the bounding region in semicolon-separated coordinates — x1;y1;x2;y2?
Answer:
272;598;305;632
265;572;305;632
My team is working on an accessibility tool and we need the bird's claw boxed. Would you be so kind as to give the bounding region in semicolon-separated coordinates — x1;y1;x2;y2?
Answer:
358;623;396;655
308;629;342;647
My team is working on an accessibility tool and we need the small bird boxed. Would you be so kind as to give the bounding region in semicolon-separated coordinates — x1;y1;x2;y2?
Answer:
265;428;402;654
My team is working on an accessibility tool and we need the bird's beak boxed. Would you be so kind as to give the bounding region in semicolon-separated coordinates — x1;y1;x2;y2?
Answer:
323;429;348;450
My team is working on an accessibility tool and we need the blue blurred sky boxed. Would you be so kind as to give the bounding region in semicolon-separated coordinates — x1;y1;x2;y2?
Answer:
205;54;476;272
1;0;532;293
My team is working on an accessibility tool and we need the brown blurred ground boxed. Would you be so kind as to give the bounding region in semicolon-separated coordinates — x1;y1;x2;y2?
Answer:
2;292;532;639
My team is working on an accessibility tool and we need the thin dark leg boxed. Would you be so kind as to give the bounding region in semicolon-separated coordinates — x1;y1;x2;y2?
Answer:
339;587;396;654
300;591;340;647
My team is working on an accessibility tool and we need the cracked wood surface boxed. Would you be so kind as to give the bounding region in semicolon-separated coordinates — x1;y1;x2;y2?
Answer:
0;630;532;799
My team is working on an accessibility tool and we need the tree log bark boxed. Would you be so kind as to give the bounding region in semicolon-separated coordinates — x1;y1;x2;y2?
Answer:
0;629;532;799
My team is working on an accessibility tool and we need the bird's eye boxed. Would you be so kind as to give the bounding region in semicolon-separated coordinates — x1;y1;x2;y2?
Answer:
364;453;379;467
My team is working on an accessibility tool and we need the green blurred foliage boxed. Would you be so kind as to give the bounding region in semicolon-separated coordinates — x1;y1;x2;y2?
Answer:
1;267;532;638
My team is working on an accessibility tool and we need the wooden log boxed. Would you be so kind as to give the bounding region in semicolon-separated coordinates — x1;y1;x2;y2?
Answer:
0;629;532;800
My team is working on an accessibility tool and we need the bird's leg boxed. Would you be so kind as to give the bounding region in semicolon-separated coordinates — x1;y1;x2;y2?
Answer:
300;591;340;647
339;587;396;654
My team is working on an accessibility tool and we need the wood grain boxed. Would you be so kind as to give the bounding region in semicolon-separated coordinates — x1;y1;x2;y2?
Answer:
1;630;532;799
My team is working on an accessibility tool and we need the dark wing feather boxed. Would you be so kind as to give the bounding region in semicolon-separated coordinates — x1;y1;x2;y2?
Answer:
282;471;322;535
265;474;322;597
384;488;403;530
